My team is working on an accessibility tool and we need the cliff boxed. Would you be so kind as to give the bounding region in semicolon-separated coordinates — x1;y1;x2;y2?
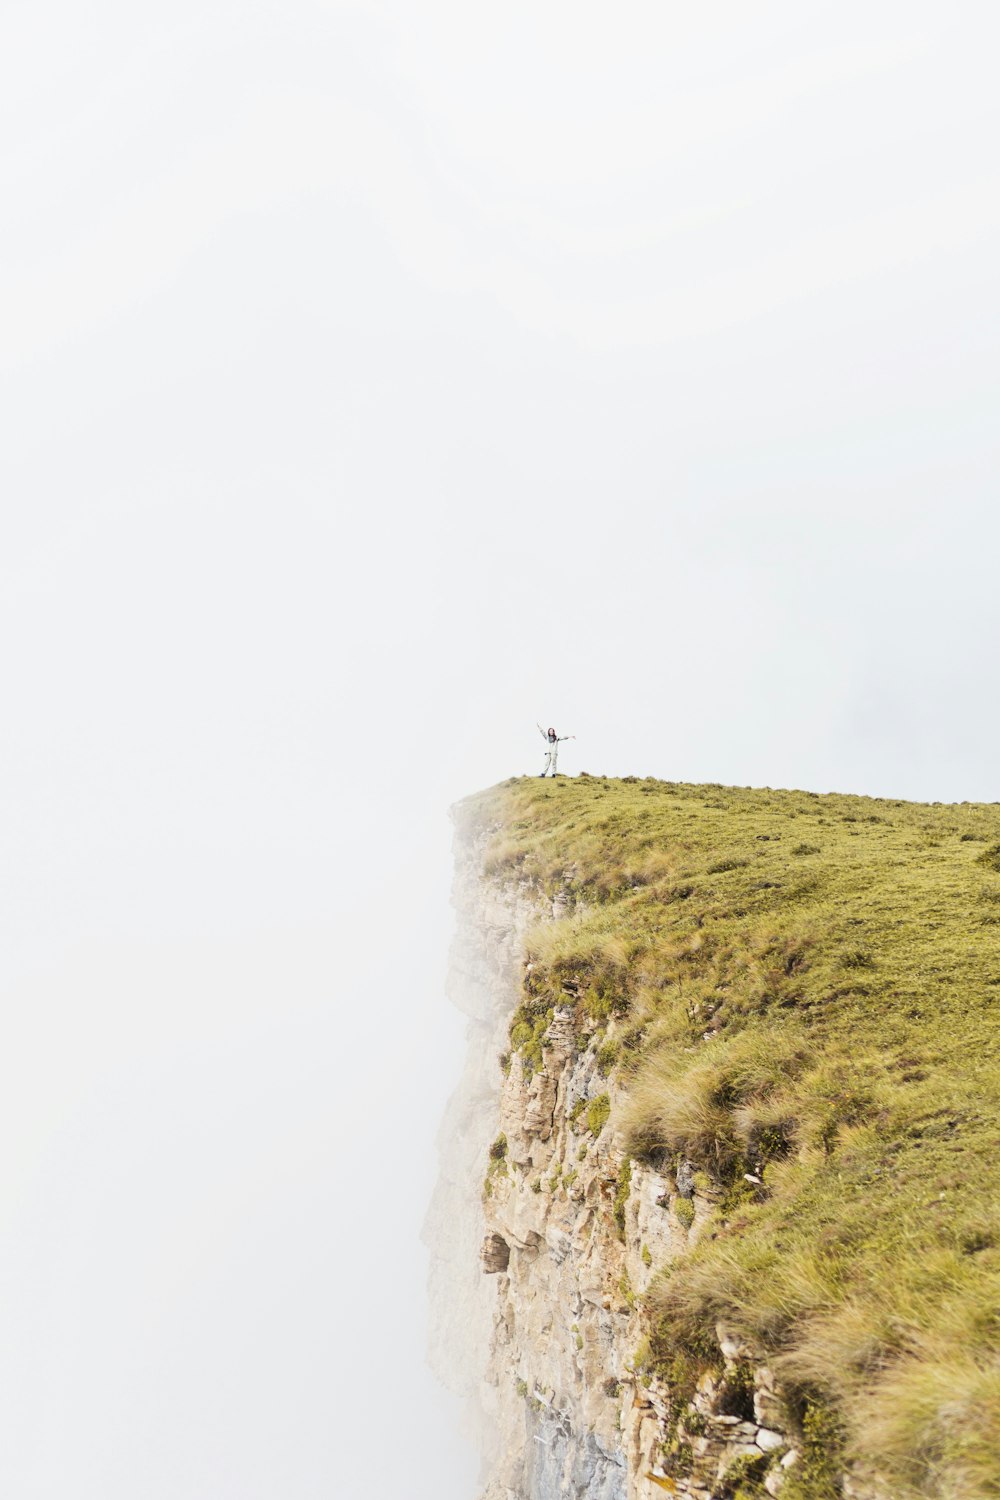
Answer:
431;776;1000;1500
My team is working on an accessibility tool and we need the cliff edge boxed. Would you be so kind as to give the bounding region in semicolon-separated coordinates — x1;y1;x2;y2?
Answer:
432;776;1000;1500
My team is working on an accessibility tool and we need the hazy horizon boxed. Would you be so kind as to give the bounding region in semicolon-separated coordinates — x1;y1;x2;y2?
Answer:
2;2;999;1496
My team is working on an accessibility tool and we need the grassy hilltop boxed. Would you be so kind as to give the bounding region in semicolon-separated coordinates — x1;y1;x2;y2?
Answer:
458;775;1000;1499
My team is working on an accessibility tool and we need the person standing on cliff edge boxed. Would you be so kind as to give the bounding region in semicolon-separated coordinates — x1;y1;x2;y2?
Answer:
537;724;574;777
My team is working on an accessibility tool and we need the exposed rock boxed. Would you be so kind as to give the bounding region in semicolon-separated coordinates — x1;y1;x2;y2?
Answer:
430;836;860;1499
482;1233;511;1274
716;1323;752;1363
756;1427;785;1452
424;825;544;1451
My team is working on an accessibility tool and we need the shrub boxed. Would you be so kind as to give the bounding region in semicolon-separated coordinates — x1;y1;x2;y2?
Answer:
509;1004;553;1075
586;1093;611;1135
613;1158;632;1239
717;1450;773;1497
484;1133;509;1194
674;1196;695;1230
596;1039;620;1076
782;1400;843;1500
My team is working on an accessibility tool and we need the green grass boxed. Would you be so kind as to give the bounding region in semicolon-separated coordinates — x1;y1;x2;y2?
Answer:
456;775;1000;1499
586;1092;611;1135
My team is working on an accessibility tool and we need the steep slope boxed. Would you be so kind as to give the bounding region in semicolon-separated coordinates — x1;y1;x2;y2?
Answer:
450;775;1000;1500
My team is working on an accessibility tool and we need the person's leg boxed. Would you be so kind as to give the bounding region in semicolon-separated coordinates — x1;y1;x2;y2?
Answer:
551;744;559;775
540;750;551;776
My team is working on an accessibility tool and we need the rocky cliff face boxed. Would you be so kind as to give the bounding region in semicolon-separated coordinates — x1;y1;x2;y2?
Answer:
424;825;554;1469
429;827;805;1500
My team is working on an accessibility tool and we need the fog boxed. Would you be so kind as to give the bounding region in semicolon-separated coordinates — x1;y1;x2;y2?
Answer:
2;2;999;1496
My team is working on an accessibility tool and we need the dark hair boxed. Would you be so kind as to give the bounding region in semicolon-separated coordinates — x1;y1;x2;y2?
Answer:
548;727;557;740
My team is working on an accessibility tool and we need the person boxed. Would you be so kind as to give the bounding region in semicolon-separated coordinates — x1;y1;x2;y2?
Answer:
537;723;573;776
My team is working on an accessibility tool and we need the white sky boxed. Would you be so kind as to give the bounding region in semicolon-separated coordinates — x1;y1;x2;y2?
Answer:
1;3;999;1496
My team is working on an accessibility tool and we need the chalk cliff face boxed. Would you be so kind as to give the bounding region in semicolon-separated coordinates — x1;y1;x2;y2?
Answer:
428;825;803;1500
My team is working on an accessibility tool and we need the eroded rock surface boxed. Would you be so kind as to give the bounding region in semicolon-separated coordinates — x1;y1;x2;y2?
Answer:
430;831;807;1499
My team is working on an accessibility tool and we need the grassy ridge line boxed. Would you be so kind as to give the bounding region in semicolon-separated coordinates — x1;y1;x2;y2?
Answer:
456;775;1000;1500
